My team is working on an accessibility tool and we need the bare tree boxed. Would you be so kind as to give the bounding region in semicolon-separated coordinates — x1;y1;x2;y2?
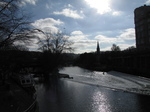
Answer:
38;31;74;53
0;0;33;49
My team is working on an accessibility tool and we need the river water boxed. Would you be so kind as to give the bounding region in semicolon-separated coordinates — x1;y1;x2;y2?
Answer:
35;66;150;112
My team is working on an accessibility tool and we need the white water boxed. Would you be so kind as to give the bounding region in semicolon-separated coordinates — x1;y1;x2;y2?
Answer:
59;66;150;95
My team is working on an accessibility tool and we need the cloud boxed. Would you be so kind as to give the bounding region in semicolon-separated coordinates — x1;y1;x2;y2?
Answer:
71;31;83;35
53;8;83;19
20;0;38;6
118;43;136;50
46;3;51;9
31;18;64;33
24;0;140;53
118;28;135;40
30;17;64;50
145;0;150;4
69;29;135;53
112;11;122;16
73;40;96;53
75;48;95;54
30;18;64;50
27;38;39;50
69;30;96;53
70;31;88;41
95;28;135;42
98;43;135;51
68;4;73;8
83;0;121;16
84;0;111;14
95;35;124;44
93;28;136;51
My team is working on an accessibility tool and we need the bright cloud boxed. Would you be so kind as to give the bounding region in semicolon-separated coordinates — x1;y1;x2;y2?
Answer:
31;18;64;33
53;8;83;19
118;43;136;50
145;0;150;4
69;31;96;53
73;40;96;53
70;31;88;41
95;35;124;44
30;18;64;50
68;4;73;8
71;31;84;35
20;0;37;6
21;0;142;53
119;28;135;40
94;28;135;51
84;0;111;14
112;11;122;16
70;29;135;53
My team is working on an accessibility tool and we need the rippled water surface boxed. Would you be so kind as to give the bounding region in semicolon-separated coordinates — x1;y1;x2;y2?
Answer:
36;66;150;112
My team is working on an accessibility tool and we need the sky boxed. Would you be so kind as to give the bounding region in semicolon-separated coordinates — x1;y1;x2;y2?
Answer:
20;0;150;53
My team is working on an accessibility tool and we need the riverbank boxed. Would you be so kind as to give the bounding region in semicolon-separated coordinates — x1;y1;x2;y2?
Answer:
76;64;111;72
0;79;38;112
59;66;150;95
48;71;72;79
36;69;150;112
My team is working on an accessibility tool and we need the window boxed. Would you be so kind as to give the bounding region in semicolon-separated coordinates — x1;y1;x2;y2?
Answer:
140;26;143;31
22;80;25;84
141;39;144;44
148;31;150;35
147;18;150;22
148;24;150;29
26;80;30;83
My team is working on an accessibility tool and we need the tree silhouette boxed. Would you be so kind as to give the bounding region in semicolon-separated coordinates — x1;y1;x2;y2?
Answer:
0;0;37;84
37;30;74;75
38;31;74;53
0;0;33;50
111;44;121;51
124;46;136;51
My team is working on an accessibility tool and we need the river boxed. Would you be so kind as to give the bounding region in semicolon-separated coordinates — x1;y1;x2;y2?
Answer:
35;66;150;112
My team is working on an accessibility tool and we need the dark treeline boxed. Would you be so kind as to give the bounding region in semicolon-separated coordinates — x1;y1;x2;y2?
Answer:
75;49;150;78
0;49;76;81
0;50;39;81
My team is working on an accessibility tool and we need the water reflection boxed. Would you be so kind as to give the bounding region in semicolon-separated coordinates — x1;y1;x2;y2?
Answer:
36;79;150;112
36;67;150;112
92;91;111;112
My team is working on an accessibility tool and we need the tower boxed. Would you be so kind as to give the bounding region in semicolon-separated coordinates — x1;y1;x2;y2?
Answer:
96;41;100;54
134;5;150;50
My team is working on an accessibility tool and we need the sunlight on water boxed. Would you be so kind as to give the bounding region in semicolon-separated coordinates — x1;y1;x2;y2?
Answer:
36;66;150;112
92;91;111;112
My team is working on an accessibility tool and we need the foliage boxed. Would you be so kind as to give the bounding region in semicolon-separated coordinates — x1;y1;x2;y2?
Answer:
111;44;121;51
124;46;136;51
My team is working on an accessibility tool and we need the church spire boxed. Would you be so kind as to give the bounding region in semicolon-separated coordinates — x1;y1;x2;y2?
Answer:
97;41;100;54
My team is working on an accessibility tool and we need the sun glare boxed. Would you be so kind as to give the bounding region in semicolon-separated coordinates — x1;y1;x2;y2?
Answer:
84;0;111;14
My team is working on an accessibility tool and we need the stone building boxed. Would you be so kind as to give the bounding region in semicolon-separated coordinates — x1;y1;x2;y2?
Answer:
134;5;150;50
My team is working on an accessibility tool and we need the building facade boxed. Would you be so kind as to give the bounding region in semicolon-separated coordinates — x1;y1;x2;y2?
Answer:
134;5;150;50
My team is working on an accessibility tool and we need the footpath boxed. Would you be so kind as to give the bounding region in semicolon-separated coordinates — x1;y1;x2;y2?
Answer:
0;79;38;112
